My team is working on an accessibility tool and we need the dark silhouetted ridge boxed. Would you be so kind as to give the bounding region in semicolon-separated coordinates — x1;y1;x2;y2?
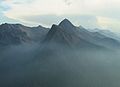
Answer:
0;23;30;45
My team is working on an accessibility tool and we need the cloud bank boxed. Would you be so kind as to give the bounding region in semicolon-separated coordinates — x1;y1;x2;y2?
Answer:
1;0;120;32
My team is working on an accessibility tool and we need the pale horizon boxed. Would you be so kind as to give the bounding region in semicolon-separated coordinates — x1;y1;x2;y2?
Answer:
0;0;120;32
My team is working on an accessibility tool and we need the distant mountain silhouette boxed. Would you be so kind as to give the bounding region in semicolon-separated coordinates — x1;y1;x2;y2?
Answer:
0;23;49;45
43;23;104;50
0;23;30;45
1;19;120;87
58;19;120;49
0;19;120;49
77;26;120;49
59;19;77;33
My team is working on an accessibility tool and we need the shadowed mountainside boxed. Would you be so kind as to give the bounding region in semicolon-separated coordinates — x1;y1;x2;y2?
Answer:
0;19;120;87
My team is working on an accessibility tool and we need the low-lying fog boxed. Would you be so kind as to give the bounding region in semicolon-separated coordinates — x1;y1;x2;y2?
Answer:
0;43;120;87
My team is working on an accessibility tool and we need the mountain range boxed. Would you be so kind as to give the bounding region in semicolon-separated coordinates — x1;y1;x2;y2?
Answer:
0;19;120;50
1;19;120;87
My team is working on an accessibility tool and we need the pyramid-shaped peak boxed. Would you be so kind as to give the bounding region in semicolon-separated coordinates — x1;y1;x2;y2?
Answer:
59;18;74;26
61;18;71;23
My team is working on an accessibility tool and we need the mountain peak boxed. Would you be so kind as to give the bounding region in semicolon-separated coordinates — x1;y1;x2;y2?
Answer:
58;18;79;34
59;18;74;27
51;24;58;29
61;18;71;23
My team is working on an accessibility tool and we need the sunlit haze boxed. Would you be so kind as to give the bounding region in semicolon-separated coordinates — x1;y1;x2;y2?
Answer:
0;0;120;32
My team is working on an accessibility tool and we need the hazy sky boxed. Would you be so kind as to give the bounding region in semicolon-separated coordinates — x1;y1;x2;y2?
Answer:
0;0;120;32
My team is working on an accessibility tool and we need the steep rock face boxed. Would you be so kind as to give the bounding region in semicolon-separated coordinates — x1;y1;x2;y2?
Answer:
58;19;120;49
0;23;49;46
44;24;79;46
57;19;120;49
43;24;104;50
0;23;30;45
59;19;79;35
